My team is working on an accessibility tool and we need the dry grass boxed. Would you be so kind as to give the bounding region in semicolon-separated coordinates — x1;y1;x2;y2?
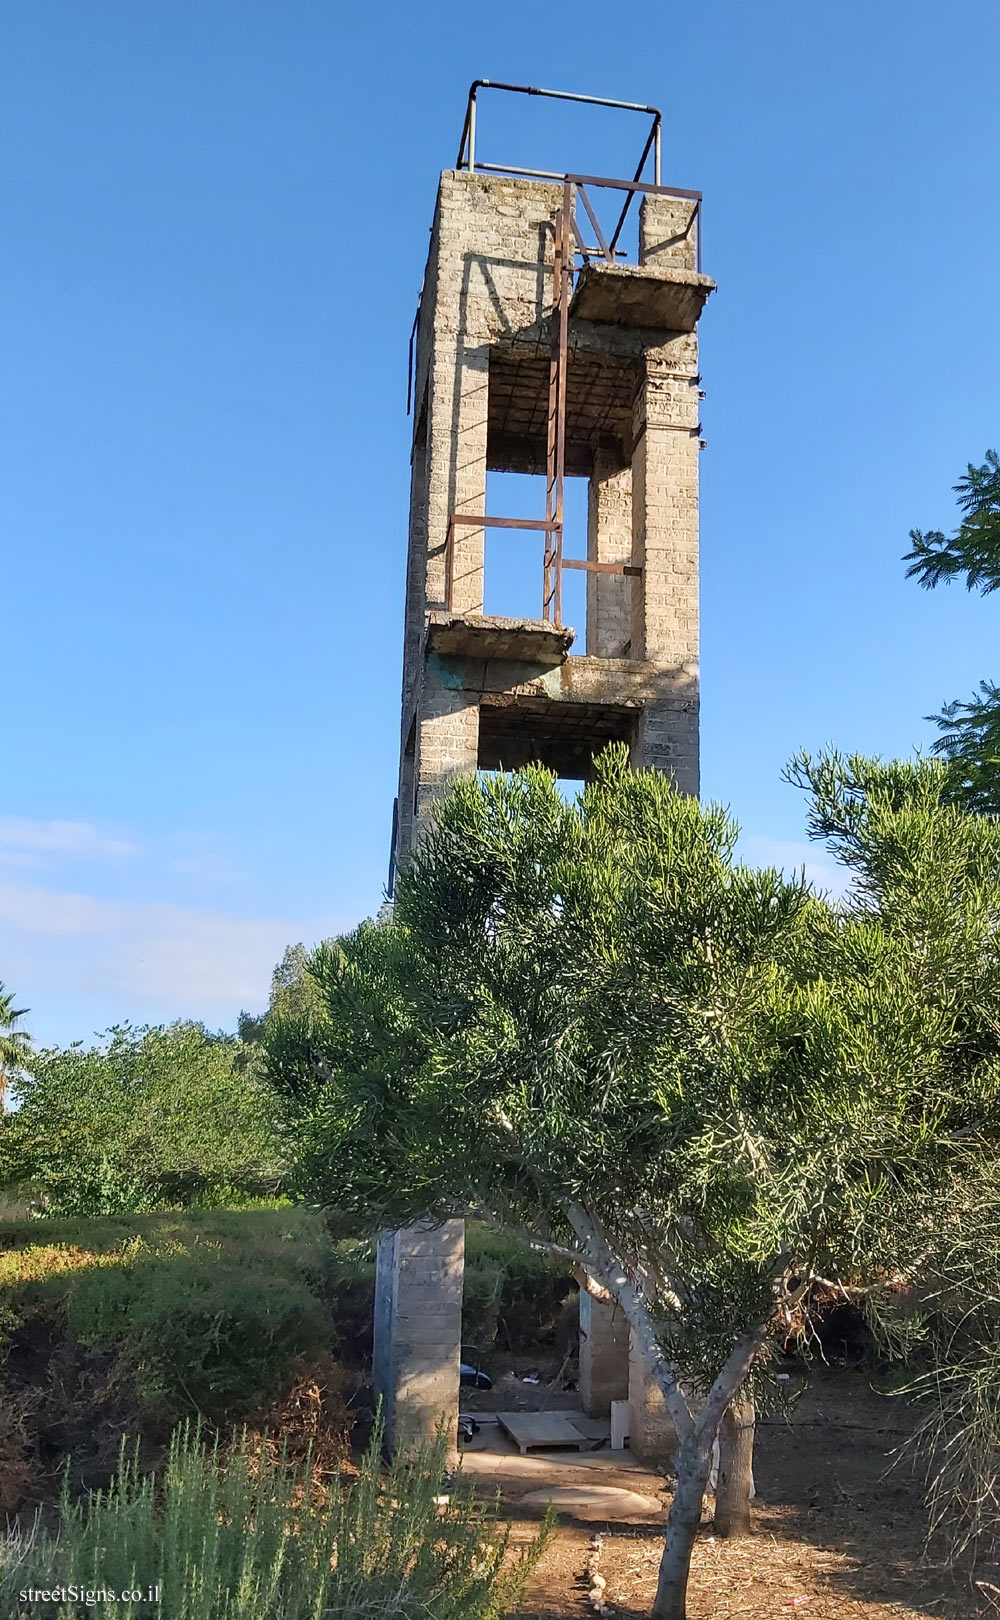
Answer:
512;1508;995;1619
501;1369;1000;1619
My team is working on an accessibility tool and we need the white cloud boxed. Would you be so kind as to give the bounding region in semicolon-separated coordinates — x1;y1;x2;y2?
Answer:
738;836;850;900
0;817;137;868
0;880;355;1034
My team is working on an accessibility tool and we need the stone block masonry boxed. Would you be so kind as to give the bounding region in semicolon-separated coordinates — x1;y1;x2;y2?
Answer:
580;1293;630;1418
379;162;713;1457
373;1221;465;1461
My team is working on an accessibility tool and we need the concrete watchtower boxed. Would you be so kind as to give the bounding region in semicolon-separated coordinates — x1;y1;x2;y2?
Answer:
375;82;714;1457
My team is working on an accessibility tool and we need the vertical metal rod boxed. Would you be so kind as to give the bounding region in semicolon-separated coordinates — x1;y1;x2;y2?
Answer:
387;797;398;899
468;92;477;173
406;302;419;415
445;518;455;611
654;117;661;184
456;105;471;168
552;183;570;627
543;205;561;620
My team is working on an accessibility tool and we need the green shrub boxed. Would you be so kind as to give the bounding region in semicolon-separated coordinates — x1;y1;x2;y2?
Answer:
463;1228;577;1355
0;1024;282;1216
0;1210;335;1427
0;1208;578;1502
0;1421;547;1620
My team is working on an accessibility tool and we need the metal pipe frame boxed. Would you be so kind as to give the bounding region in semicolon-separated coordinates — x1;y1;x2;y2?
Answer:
442;84;710;626
456;79;661;188
444;165;681;625
443;513;639;616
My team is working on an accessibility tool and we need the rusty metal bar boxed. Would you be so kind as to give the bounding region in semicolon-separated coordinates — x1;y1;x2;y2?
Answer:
450;514;557;528
607;122;659;257
564;559;642;576
470;161;697;202
552;185;571;626
445;516;455;611
577;183;614;265
456;100;472;169
406;302;420;415
566;172;700;197
543;200;560;619
543;188;571;623
446;514;562;612
570;211;593;264
470;162;575;181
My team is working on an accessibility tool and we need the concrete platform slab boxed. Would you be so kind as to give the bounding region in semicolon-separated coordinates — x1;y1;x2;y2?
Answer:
496;1411;591;1454
518;1484;663;1520
571;262;715;332
426;613;574;663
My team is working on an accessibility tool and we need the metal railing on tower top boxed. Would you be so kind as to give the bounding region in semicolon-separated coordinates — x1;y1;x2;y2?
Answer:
437;82;703;629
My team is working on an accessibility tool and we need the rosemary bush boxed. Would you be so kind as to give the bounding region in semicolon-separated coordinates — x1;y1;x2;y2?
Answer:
0;1422;545;1619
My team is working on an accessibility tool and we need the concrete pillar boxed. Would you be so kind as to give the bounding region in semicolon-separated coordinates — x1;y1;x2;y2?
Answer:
628;1329;678;1467
425;340;490;615
639;192;700;271
579;1292;629;1418
413;680;480;831
630;693;699;798
628;344;700;797
586;450;633;659
373;1220;465;1460
629;349;699;671
401;424;430;717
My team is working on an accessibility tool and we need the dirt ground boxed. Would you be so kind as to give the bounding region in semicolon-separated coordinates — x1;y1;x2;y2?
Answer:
462;1366;1000;1620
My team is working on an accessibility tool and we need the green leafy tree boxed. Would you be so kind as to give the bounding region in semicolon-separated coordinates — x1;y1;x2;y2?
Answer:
0;1022;284;1215
0;981;31;1112
788;748;1000;1565
904;449;1000;811
268;748;1000;1620
238;943;318;1052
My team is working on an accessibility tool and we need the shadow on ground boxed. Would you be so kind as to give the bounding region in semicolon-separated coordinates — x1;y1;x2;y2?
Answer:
478;1367;999;1619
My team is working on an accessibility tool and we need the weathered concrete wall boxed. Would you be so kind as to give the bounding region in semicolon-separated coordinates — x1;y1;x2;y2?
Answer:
628;1330;679;1467
373;1221;465;1459
580;1293;630;1418
384;164;712;1459
639;192;700;270
398;171;707;846
587;449;633;658
412;680;480;828
401;174;563;772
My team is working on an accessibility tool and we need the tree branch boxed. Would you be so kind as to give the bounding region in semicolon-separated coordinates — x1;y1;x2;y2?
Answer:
565;1200;695;1443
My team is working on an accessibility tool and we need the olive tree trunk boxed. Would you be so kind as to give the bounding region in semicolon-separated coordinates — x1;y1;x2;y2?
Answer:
714;1392;756;1538
651;1433;715;1620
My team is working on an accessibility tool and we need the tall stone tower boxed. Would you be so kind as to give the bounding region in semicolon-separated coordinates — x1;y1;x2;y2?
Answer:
375;83;714;1456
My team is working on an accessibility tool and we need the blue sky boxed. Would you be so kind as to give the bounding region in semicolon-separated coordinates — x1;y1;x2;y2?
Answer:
3;1;998;1046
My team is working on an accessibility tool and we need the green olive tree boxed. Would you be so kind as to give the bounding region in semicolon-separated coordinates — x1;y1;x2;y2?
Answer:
268;747;1000;1620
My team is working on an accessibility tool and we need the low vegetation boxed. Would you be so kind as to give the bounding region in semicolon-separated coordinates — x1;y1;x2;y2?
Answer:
0;1023;282;1216
0;1420;547;1620
0;1207;574;1511
267;747;1000;1618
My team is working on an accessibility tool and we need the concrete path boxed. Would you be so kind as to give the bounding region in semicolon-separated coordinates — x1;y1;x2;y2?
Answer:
459;1423;669;1522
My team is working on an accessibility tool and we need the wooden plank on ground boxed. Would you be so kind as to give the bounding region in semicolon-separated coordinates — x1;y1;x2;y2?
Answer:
496;1411;591;1455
